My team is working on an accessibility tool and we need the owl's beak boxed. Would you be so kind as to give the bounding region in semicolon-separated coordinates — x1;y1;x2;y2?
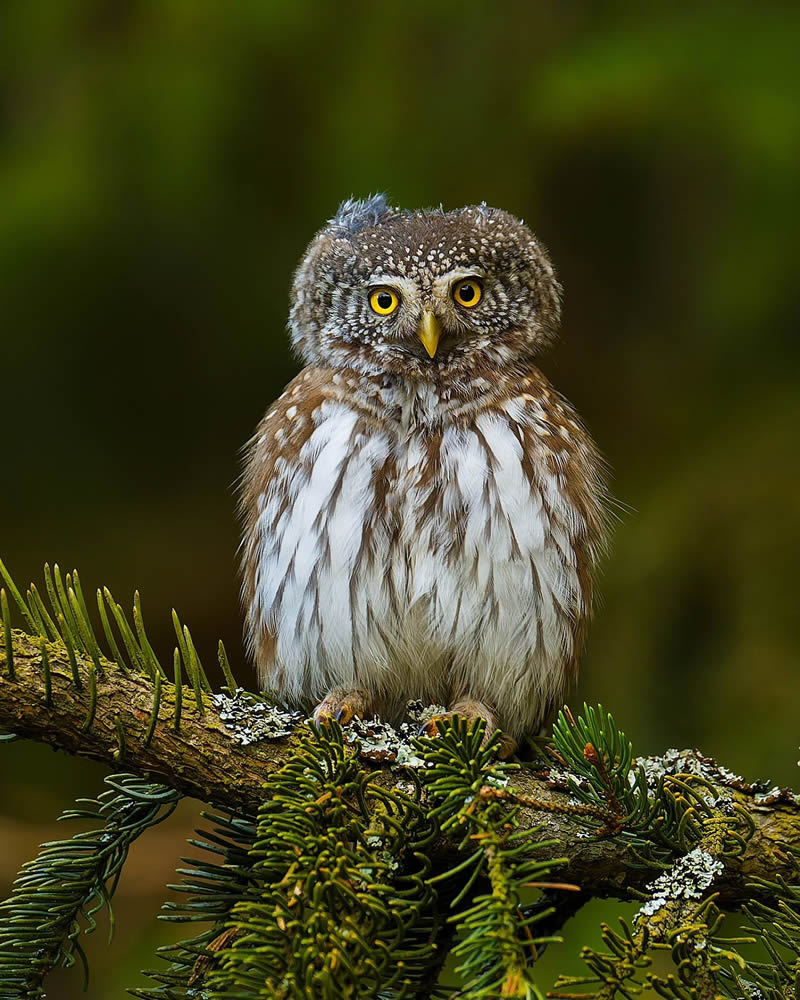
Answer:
417;310;441;358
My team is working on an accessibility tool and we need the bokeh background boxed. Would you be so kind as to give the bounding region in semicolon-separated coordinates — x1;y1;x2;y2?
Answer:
1;1;798;995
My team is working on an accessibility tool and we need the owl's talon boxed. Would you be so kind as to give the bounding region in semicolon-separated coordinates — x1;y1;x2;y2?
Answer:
418;705;517;759
313;687;372;728
419;714;449;738
496;734;519;760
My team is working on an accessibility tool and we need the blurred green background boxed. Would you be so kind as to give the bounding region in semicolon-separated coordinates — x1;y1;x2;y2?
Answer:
1;1;798;995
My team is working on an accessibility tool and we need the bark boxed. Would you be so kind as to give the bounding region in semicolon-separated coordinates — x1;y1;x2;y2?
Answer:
1;627;797;909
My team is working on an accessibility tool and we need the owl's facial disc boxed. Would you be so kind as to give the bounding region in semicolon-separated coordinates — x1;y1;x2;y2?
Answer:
289;200;563;377
366;271;485;360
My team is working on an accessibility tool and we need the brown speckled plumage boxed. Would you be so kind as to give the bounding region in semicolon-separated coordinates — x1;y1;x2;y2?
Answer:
240;197;610;746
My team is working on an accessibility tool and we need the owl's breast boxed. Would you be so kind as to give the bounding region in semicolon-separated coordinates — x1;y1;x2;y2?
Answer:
381;413;583;679
246;392;596;718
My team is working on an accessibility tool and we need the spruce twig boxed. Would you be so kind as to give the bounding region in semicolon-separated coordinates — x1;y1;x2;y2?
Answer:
0;773;180;999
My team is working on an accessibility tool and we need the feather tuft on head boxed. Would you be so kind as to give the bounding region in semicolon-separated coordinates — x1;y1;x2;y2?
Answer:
329;194;394;234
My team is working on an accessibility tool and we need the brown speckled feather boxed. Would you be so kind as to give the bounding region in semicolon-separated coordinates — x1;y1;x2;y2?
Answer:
240;197;610;742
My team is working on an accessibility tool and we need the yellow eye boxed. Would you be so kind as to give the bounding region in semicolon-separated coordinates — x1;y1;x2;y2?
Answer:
453;277;483;308
369;287;400;315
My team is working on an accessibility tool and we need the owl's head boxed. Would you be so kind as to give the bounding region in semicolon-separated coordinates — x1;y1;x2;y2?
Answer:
289;195;561;380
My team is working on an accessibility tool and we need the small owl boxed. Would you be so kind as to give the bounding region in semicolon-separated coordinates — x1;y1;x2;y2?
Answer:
240;196;609;753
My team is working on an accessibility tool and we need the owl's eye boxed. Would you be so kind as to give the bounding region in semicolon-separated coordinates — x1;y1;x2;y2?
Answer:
452;277;483;308
369;287;400;316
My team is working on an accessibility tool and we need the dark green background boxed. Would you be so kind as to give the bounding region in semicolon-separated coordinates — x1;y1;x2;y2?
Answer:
1;2;798;995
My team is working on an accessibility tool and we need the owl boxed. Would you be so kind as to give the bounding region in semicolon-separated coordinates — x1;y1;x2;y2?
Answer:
240;196;609;753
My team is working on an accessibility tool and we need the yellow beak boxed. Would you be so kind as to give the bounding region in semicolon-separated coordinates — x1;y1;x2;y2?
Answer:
417;310;441;358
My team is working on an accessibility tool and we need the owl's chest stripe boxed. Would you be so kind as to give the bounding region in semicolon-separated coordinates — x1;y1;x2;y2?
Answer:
257;404;580;634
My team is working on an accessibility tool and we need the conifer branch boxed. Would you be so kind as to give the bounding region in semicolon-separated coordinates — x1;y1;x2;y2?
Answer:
0;772;180;999
1;625;798;911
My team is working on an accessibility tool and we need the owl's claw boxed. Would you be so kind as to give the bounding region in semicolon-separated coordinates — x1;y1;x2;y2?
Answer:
335;703;356;725
313;687;372;727
418;714;450;739
494;734;519;760
418;707;518;759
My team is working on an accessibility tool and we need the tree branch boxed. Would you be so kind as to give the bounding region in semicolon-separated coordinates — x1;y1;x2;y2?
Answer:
1;626;797;909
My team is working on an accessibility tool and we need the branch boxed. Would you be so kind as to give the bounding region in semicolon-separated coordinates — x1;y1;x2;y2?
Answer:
1;626;797;909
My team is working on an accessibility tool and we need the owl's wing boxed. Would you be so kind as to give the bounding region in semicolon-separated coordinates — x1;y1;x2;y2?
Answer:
513;366;613;684
239;366;337;679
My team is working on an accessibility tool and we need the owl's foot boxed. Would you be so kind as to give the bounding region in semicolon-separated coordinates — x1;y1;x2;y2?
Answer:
313;687;373;726
419;699;518;760
419;714;456;741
